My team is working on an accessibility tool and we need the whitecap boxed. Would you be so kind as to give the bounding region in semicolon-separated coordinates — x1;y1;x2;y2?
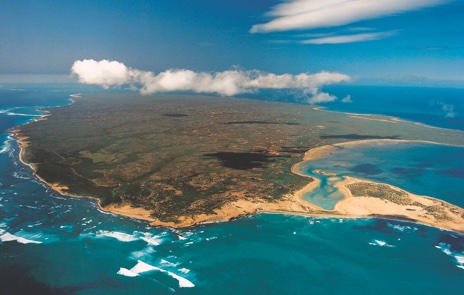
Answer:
117;267;138;277
387;223;418;233
140;233;163;246
0;135;13;154
12;171;31;180
0;145;10;154
161;259;179;267
130;260;157;273
435;243;452;255
454;254;464;265
6;112;41;117
369;239;395;247
0;232;42;244
130;246;156;259
27;222;42;228
161;267;195;288
179;268;190;274
119;260;195;288
435;242;464;269
95;230;139;242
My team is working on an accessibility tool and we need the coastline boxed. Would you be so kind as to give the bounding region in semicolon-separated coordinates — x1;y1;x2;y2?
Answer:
16;133;160;223
14;128;464;233
11;96;464;232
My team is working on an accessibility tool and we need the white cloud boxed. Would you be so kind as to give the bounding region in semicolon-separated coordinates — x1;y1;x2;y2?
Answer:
71;59;131;89
301;32;395;44
341;95;352;103
250;0;445;33
71;59;351;104
306;92;337;104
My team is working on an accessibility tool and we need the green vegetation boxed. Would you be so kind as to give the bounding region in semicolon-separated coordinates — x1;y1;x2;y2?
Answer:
347;182;413;205
17;94;464;223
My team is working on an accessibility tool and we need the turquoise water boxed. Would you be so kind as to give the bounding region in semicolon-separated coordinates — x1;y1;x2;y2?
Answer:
299;141;464;209
1;86;464;294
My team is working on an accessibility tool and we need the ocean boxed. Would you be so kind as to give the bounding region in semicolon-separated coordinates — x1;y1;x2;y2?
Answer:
1;85;463;294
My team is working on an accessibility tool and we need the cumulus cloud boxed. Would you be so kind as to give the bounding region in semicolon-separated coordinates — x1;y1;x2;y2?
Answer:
301;31;395;45
72;59;131;89
250;0;445;33
71;59;351;104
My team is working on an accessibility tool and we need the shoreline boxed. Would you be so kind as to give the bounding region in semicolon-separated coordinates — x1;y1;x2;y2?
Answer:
15;133;159;222
316;104;463;133
11;94;464;232
14;130;464;233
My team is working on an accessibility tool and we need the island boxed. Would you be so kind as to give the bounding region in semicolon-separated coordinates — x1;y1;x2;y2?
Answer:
13;93;464;232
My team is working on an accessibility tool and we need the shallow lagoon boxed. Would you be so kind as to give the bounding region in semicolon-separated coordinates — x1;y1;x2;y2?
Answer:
299;141;464;209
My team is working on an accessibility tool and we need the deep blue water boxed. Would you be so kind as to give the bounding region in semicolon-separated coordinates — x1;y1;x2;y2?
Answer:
324;85;464;131
1;85;464;294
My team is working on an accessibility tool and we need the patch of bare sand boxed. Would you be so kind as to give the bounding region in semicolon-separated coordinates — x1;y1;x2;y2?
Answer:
335;177;464;233
349;115;400;124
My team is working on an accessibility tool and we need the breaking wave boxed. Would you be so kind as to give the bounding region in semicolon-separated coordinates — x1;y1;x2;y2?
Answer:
0;229;42;244
435;242;464;270
84;230;165;246
95;230;139;242
117;260;195;288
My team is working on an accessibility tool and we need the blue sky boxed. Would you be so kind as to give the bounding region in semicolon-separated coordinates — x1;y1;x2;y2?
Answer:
1;0;464;84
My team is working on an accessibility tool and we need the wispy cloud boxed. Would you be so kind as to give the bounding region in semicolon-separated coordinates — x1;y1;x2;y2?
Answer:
341;95;352;103
301;31;395;45
250;0;446;33
71;59;351;104
437;102;456;118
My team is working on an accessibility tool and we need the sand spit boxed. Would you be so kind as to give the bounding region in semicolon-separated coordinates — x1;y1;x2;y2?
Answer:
336;177;464;233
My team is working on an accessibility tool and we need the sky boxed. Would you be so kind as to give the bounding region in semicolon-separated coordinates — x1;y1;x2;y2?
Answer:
1;0;464;85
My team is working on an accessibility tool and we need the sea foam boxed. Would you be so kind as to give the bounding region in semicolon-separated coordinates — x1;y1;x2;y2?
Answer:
140;233;163;246
160;259;179;267
435;242;464;269
179;268;190;274
387;223;418;233
95;230;139;242
91;230;164;245
0;135;13;154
